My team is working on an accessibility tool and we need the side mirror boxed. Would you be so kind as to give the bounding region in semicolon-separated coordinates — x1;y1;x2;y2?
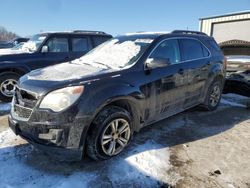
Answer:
145;57;170;70
41;45;48;53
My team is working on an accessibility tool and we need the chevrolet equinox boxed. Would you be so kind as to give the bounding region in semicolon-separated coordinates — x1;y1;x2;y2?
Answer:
9;30;226;161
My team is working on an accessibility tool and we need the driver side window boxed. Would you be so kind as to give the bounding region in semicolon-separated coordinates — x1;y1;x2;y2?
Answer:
150;39;181;65
46;37;69;52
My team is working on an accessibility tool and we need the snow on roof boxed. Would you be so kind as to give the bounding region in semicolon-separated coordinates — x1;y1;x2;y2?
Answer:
125;31;170;36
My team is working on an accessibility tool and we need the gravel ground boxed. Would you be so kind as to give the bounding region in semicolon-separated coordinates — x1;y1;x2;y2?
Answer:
0;94;249;188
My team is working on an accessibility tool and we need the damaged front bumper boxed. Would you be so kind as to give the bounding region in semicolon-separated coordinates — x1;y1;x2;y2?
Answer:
8;100;90;161
9;116;82;161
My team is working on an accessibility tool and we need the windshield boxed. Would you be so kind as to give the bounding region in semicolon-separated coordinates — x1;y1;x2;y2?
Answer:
21;34;47;52
78;37;154;69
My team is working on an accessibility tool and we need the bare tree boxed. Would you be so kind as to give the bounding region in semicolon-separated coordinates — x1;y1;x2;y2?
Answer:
0;26;19;41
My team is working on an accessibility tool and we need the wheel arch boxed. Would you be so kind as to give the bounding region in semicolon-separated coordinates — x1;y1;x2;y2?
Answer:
0;67;28;77
89;97;141;133
80;97;141;158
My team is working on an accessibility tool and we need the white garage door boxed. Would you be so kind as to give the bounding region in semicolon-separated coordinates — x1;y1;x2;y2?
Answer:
212;19;250;43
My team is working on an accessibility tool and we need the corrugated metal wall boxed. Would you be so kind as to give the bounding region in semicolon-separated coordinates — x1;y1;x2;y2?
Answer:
200;12;250;40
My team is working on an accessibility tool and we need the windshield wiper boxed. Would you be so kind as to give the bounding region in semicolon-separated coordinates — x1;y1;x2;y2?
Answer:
93;62;112;69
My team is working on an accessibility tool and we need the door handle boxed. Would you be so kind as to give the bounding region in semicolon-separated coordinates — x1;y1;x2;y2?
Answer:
178;68;184;75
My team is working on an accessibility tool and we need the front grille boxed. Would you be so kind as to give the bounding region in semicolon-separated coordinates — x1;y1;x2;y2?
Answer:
13;104;32;119
12;87;38;120
15;87;38;108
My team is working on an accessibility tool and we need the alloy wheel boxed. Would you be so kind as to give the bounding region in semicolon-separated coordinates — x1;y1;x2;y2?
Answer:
101;118;131;156
0;79;18;97
209;85;221;107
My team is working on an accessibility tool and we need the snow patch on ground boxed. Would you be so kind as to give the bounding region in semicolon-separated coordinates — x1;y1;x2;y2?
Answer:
0;128;171;188
125;142;170;183
0;103;11;112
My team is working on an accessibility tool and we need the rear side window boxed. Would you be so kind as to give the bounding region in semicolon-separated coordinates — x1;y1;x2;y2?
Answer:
180;39;208;61
150;39;181;64
72;37;89;52
93;36;111;47
47;37;69;52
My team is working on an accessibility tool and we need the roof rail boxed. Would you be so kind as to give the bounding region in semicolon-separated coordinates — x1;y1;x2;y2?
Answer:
172;30;207;36
73;30;107;35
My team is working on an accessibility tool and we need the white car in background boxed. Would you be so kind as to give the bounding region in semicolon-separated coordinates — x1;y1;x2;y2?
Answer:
226;55;250;73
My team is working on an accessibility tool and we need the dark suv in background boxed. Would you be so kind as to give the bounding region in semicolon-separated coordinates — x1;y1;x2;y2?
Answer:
0;30;112;101
9;30;226;161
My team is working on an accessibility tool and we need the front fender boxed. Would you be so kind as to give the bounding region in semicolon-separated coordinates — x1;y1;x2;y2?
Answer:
78;81;145;130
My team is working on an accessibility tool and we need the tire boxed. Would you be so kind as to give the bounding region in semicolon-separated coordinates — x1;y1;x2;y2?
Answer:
0;72;20;102
202;79;223;111
86;106;132;161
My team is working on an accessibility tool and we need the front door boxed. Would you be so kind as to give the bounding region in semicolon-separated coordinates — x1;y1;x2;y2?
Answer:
143;39;188;125
29;36;71;70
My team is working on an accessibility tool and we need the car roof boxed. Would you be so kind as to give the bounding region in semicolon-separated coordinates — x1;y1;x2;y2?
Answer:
122;30;210;40
40;30;112;37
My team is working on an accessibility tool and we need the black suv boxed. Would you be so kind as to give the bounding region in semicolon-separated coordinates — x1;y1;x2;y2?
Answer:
0;31;112;101
9;30;226;161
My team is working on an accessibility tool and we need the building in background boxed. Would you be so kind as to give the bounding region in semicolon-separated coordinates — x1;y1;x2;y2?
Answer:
200;10;250;55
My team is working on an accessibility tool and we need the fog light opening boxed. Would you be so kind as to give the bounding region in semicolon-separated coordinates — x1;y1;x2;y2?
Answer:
38;129;63;144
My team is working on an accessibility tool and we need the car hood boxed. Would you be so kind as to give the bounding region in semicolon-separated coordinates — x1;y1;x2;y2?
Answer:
20;61;117;95
0;48;27;55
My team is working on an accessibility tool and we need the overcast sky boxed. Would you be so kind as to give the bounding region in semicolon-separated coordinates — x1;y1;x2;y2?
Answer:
1;0;250;37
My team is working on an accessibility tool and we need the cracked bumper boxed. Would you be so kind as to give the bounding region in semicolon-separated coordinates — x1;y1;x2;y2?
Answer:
8;111;89;161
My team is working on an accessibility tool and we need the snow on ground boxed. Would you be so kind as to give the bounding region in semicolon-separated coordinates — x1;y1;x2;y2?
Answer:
0;94;248;188
0;102;11;112
0;128;172;188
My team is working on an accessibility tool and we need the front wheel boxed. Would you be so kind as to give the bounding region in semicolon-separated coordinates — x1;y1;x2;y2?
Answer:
202;80;223;111
0;72;20;102
86;106;132;161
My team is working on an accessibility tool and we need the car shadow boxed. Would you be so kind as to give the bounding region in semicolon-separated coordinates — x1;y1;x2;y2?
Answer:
0;101;249;187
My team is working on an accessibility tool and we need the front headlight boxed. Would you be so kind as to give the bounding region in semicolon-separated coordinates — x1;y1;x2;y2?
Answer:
39;86;84;112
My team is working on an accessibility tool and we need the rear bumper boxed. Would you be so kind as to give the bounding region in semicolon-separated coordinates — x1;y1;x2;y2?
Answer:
8;114;86;161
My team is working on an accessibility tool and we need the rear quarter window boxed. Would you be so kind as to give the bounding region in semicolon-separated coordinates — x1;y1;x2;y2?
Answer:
93;36;111;47
207;39;221;52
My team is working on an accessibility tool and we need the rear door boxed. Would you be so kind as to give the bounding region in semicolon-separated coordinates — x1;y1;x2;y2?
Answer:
143;38;189;124
70;35;92;60
179;38;211;107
